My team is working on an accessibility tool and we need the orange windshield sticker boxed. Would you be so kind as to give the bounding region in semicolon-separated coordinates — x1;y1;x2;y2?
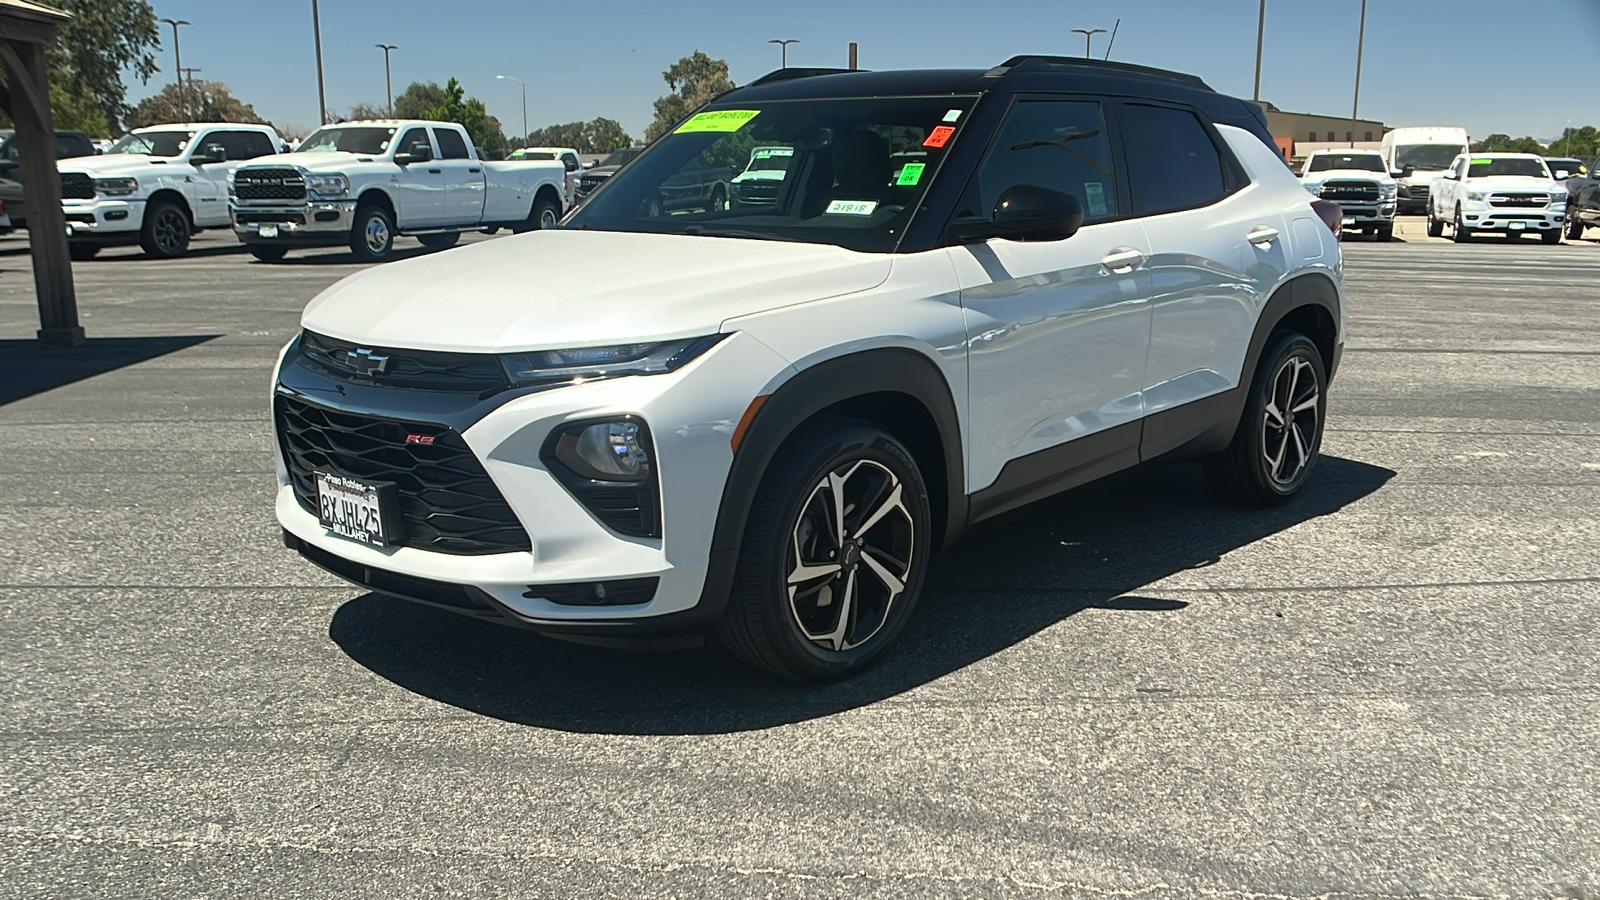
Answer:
923;126;956;148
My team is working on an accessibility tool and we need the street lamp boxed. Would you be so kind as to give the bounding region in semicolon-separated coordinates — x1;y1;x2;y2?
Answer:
1349;0;1367;148
311;0;327;124
375;44;398;117
1253;0;1266;101
768;39;798;69
1071;28;1106;59
496;75;527;146
160;18;189;121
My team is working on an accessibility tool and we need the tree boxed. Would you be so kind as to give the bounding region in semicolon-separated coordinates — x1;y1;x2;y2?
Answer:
126;80;268;129
1549;125;1599;160
1470;133;1545;154
644;51;735;142
392;81;446;120
342;102;389;122
0;0;159;135
524;117;633;153
389;78;506;155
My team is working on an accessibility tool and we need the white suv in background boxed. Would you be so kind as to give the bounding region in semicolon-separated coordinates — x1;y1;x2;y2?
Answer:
274;58;1345;681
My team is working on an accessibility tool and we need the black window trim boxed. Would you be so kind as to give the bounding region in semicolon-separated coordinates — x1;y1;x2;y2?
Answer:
1113;97;1249;219
431;126;471;160
397;126;435;158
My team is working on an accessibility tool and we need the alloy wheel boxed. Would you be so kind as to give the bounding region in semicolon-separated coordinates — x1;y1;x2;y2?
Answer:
364;215;390;254
153;208;187;254
1260;355;1320;488
785;459;915;652
540;206;559;229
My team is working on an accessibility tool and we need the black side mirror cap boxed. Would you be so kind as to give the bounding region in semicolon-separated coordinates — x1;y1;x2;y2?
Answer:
395;143;432;165
991;184;1085;242
193;143;227;164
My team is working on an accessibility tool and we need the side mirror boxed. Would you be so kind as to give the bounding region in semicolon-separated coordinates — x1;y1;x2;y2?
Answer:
950;185;1085;243
1442;171;1459;181
193;143;227;165
394;142;433;165
1554;170;1570;180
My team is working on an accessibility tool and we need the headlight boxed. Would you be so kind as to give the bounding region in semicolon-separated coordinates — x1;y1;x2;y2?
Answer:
499;335;724;388
1302;181;1323;195
1465;190;1487;202
1380;183;1398;198
306;173;349;197
94;177;138;196
1550;192;1568;204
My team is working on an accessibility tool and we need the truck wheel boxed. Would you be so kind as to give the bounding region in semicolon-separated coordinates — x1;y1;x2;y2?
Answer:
349;202;395;262
1541;228;1561;245
248;245;288;262
709;185;728;212
417;232;460;250
139;200;191;259
1452;208;1472;243
68;243;99;261
1566;217;1584;241
514;195;561;234
1375;223;1394;242
1425;209;1443;237
717;419;932;681
1204;331;1326;507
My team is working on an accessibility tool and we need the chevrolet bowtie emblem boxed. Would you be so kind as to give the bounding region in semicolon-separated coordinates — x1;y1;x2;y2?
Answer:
345;348;389;375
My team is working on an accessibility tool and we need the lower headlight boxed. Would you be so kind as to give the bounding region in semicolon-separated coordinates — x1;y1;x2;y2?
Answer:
94;177;138;196
542;417;661;537
500;335;724;388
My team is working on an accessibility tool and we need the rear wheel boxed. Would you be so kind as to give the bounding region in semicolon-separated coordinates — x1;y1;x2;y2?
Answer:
248;245;288;262
1425;208;1444;237
718;420;932;681
417;232;461;250
68;243;99;261
349;202;395;262
1204;331;1327;506
1452;208;1472;243
1565;216;1584;241
513;194;562;234
139;200;191;258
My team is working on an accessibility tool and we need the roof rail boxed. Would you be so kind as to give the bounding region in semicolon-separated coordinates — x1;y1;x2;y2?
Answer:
990;56;1212;91
747;67;865;87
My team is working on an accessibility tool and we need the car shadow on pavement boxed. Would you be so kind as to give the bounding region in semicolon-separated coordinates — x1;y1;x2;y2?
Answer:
0;335;219;406
331;454;1395;735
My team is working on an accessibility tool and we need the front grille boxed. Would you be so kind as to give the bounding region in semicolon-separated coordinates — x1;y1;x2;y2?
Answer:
1490;193;1548;209
576;173;610;197
1319;180;1380;202
275;396;531;556
1401;184;1429;201
235;168;307;201
735;181;780;204
64;213;95;225
236;211;306;225
60;172;94;200
298;331;508;394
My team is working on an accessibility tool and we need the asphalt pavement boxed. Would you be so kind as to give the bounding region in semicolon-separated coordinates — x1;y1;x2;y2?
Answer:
2;224;1598;899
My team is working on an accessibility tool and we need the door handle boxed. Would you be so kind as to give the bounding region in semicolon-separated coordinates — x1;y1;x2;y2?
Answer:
427;168;442;174
468;167;481;173
1247;225;1280;245
1100;247;1144;272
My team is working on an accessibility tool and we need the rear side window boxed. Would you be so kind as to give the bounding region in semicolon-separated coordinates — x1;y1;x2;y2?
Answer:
1120;104;1228;215
433;128;471;160
210;131;275;160
968;98;1119;222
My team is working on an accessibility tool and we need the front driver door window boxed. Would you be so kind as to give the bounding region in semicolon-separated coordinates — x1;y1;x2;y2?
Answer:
394;127;443;225
946;96;1153;495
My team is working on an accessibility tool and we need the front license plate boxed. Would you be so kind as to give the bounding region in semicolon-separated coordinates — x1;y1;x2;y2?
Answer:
258;223;279;238
1342;216;1356;225
315;471;402;546
1508;222;1526;230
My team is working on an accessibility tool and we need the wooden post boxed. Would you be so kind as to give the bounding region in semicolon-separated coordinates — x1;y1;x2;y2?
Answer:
848;42;858;71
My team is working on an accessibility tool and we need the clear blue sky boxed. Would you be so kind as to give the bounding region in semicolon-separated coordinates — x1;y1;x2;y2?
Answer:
138;0;1600;142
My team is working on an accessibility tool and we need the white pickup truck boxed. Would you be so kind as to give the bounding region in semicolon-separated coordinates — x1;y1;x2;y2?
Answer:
1426;152;1568;244
1298;149;1398;241
230;120;568;262
59;122;285;259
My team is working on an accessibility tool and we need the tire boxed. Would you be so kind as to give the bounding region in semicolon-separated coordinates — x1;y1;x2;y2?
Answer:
139;200;191;258
1204;331;1327;507
1452;208;1472;243
513;194;562;234
68;243;99;261
1566;216;1585;241
1541;228;1561;245
717;419;932;681
417;232;460;250
349;201;395;262
708;185;728;212
248;245;288;262
1425;209;1444;237
1375;224;1394;241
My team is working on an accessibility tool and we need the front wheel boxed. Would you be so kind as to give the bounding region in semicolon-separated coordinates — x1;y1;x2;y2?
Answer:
1204;331;1327;506
1375;223;1394;242
1541;228;1561;245
1426;208;1444;237
248;245;288;262
68;243;99;261
417;232;460;250
1565;216;1585;241
1452;208;1472;243
139;200;191;258
718;420;932;681
349;202;395;262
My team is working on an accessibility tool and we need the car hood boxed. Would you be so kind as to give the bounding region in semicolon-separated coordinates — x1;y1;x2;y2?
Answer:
58;154;184;176
1303;169;1393;183
1458;175;1560;192
584;166;620;177
302;230;893;353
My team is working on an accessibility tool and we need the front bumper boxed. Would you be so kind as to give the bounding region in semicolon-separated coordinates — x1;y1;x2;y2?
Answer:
62;197;144;241
232;200;356;245
272;331;792;635
1330;201;1396;226
1460;202;1566;233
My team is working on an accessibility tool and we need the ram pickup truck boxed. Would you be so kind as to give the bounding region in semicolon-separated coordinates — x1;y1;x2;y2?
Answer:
1299;149;1397;240
230;120;568;262
1427;152;1568;244
573;146;644;202
57;123;283;259
1564;156;1600;241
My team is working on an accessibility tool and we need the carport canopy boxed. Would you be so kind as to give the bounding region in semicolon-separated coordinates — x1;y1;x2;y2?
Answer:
0;0;81;347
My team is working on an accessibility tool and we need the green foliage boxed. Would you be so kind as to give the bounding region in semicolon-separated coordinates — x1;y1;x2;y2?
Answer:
1470;133;1546;154
392;81;446;120
48;82;109;135
343;102;389;122
0;0;158;135
125;80;268;129
1549;125;1599;161
523;117;633;154
391;78;507;155
644;51;735;142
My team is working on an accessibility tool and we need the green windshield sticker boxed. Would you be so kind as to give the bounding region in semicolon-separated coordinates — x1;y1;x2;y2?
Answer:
825;199;878;216
1471;158;1492;164
896;162;927;186
675;110;761;134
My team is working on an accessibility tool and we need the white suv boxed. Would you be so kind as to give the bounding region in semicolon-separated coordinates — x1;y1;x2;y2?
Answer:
274;57;1346;680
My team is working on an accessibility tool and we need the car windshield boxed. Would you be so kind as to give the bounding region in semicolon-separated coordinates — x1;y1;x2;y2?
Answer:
1395;144;1465;170
1468;157;1550;178
743;148;793;173
1546;158;1582;177
108;131;195;157
296;126;397;155
514;151;557;160
1307;153;1384;173
566;96;979;252
599;147;642;167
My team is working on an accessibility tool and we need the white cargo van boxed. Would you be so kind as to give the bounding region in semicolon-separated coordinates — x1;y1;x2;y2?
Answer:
1380;127;1469;214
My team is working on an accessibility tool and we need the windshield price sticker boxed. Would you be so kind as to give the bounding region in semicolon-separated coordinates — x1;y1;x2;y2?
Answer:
676;110;761;134
897;162;927;186
923;126;956;148
1084;182;1108;217
943;109;963;123
825;199;879;216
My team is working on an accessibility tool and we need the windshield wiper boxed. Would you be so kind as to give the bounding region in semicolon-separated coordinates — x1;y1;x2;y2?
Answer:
1010;130;1112;176
682;225;799;242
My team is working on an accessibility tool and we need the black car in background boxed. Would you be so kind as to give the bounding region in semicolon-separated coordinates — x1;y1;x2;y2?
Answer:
1565;157;1600;241
0;129;99;227
573;146;644;202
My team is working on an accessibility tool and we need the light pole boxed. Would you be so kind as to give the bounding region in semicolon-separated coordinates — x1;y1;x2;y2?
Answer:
1349;0;1367;148
1253;0;1266;101
768;39;798;68
311;0;327;124
179;67;202;116
1071;28;1106;59
160;18;189;121
375;44;398;117
496;75;527;146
